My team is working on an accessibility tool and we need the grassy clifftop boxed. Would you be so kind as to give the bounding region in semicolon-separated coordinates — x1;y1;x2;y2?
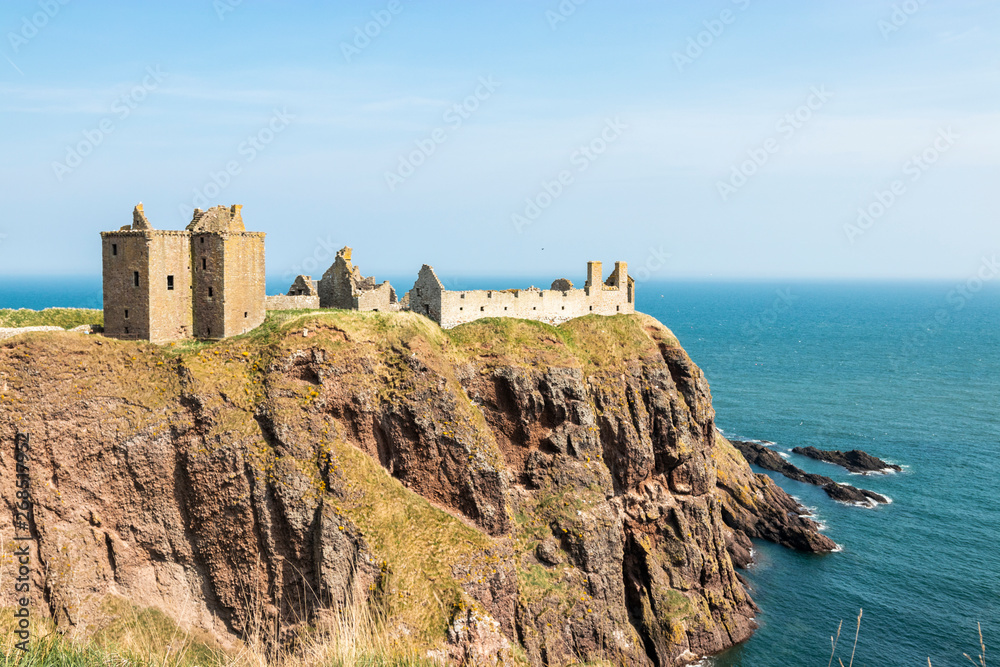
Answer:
0;308;102;329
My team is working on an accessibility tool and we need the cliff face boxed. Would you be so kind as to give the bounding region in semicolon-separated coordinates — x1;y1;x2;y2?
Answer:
0;312;833;665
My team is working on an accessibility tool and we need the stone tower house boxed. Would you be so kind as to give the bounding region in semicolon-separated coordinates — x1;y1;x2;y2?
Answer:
100;204;266;342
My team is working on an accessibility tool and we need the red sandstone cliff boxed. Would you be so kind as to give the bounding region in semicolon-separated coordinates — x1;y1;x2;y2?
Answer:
0;312;833;665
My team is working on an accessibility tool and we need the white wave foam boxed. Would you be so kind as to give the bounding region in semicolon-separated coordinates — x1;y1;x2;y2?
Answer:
829;496;878;509
778;451;790;459
848;468;897;476
831;543;844;553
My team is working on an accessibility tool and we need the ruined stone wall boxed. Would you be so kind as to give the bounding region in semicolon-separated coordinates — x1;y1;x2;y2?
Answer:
406;262;635;329
265;294;320;310
354;282;399;312
438;288;587;328
286;275;318;296
146;232;193;342
406;265;445;322
318;247;397;311
222;233;266;338
101;232;152;340
318;257;354;309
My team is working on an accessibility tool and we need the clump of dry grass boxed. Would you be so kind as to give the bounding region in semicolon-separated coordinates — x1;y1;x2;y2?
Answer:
827;610;988;667
959;622;986;667
0;597;440;666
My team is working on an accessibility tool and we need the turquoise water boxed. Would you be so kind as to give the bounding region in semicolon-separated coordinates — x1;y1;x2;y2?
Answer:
2;278;996;665
641;282;999;667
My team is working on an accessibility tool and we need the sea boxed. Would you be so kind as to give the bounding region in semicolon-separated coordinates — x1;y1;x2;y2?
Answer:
2;277;997;666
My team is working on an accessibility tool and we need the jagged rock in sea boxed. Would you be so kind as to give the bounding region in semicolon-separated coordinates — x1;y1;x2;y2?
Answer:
731;440;888;507
0;312;835;666
791;445;901;474
822;482;888;506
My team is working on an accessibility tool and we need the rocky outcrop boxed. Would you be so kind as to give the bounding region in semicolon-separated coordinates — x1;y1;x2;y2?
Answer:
0;313;835;666
731;440;888;507
791;446;901;474
822;483;887;506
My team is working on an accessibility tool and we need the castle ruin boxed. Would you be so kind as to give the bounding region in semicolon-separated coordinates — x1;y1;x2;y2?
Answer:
100;204;265;342
101;205;635;340
264;275;320;310
317;247;399;312
405;260;634;329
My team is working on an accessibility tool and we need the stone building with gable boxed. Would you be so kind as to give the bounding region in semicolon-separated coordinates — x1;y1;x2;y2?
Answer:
318;247;399;312
264;275;320;310
100;203;265;342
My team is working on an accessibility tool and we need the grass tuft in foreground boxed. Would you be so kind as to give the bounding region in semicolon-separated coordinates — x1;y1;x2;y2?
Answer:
0;598;441;666
827;610;988;667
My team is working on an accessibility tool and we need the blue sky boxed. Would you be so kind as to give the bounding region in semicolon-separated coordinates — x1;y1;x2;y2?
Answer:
0;0;998;282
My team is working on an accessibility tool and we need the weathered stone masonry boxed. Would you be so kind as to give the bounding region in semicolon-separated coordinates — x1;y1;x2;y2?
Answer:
101;204;265;343
264;275;320;310
405;260;635;329
317;247;398;312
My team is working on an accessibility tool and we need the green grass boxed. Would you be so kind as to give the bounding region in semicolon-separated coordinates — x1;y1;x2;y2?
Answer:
0;600;444;667
0;600;226;666
445;312;679;372
0;308;102;330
